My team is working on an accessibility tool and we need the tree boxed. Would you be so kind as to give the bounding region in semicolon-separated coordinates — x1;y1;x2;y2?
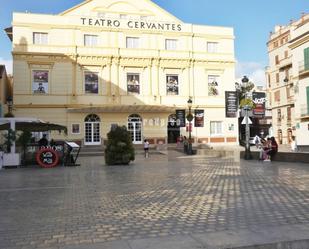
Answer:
3;128;16;153
16;130;32;165
105;125;135;165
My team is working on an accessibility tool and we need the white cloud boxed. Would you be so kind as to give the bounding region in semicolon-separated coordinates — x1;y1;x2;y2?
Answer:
0;58;13;75
236;61;266;86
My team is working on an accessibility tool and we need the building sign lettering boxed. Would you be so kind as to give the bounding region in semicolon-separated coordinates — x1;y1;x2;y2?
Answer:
81;18;182;31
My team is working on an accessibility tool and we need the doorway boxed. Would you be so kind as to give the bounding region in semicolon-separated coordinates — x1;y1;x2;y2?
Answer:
128;114;142;144
84;114;101;145
167;114;180;143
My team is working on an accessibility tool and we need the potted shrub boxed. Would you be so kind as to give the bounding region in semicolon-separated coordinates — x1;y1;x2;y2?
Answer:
105;125;135;165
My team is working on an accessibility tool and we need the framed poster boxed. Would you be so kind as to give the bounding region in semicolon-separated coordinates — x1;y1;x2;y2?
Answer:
166;75;179;95
32;70;49;94
225;91;238;118
84;72;99;94
176;109;186;127
127;73;140;94
194;109;204;127
71;124;80;134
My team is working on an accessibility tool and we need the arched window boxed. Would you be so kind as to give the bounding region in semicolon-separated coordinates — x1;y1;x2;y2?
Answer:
84;114;100;122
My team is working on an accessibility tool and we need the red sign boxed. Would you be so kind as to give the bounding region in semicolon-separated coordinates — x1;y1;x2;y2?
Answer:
36;148;59;168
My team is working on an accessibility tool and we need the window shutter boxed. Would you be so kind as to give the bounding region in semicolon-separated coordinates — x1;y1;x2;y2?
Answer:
306;86;309;115
304;47;309;70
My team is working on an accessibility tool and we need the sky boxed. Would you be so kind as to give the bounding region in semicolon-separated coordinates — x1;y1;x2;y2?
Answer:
0;0;308;85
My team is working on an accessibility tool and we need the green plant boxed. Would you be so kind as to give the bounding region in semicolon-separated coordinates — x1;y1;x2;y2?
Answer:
4;112;14;117
3;128;16;153
105;125;135;165
17;130;32;165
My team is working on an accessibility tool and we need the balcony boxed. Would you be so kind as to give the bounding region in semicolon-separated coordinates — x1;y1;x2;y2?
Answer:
299;61;309;77
301;104;309;119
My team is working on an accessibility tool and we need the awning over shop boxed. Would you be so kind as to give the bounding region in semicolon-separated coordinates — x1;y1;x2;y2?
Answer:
0;118;67;133
67;105;178;113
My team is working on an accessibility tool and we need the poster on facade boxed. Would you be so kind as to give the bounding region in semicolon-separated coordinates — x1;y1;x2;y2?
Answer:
85;72;99;94
127;73;140;94
32;70;49;94
225;91;238;118
176;109;186;127
166;75;179;95
194;109;204;127
208;75;219;96
252;92;266;116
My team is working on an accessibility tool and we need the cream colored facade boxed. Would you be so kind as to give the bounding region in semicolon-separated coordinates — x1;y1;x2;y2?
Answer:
9;0;237;146
0;65;11;117
289;14;309;149
266;22;296;145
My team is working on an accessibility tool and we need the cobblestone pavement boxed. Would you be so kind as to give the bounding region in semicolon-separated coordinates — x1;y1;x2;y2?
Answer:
0;150;309;249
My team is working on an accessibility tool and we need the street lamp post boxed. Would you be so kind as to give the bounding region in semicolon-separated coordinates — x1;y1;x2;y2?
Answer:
186;98;193;155
235;76;252;160
6;96;13;114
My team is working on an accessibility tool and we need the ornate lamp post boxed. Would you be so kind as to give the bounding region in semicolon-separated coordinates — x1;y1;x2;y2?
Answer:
6;96;14;117
186;98;193;155
235;76;252;160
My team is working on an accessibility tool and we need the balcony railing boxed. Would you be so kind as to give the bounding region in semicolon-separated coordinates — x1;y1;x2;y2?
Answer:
299;61;309;74
301;104;309;117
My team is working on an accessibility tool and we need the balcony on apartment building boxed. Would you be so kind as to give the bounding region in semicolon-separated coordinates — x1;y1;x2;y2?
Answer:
301;104;309;119
278;56;292;71
299;61;309;77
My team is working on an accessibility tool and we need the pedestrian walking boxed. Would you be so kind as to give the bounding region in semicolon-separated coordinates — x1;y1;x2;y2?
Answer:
144;139;149;158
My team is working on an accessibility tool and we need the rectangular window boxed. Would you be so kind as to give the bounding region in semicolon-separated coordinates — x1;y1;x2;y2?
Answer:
275;55;279;65
126;37;139;48
127;73;140;94
277;109;281;122
33;32;48;45
71;124;80;134
84;35;98;46
276;73;279;83
286;87;291;98
207;42;218;53
84;72;99;94
32;70;49;94
274;90;280;102
284;50;288;58
210;121;223;136
166;75;179;95
165;39;177;50
274;41;278;48
208;75;219;96
287;107;291;121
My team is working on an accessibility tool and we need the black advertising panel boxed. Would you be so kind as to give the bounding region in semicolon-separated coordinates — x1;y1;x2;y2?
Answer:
194;109;204;127
225;91;238;118
252;92;266;116
176;109;186;127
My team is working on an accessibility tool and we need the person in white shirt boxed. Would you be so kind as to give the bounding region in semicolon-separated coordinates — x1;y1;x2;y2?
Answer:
144;139;149;158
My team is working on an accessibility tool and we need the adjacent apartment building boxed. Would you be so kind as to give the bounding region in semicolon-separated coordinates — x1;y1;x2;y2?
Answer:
6;0;237;146
290;14;309;150
266;13;308;148
0;65;12;117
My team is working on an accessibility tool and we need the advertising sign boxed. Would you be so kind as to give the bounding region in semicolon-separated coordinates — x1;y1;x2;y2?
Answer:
176;109;186;127
194;109;204;127
252;92;266;116
225;91;238;118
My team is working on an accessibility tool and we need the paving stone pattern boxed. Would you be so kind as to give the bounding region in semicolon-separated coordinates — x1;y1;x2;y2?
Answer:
0;151;309;248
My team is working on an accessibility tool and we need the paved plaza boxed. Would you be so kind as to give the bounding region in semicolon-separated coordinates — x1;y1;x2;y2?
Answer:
0;149;309;249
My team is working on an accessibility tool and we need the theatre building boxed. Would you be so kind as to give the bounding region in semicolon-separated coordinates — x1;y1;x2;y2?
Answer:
6;0;237;146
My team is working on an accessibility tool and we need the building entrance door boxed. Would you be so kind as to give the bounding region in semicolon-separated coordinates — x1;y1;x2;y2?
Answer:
128;114;142;144
84;114;101;145
167;114;180;143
